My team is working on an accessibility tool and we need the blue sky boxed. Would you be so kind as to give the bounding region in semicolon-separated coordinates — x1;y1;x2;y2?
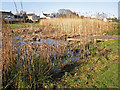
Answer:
1;0;120;2
1;1;118;18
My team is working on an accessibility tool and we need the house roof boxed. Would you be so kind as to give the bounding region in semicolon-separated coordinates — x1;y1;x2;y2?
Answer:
27;13;35;16
43;13;51;17
40;12;53;19
40;12;46;18
0;11;14;16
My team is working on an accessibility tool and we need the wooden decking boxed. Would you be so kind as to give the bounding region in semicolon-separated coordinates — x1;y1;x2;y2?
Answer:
67;35;120;41
67;35;120;44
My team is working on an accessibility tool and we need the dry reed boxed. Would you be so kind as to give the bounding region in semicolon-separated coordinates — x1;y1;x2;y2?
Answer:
2;17;117;88
39;18;115;36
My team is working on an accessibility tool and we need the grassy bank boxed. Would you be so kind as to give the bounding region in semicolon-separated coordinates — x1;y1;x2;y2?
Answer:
103;23;119;36
44;40;119;88
8;23;40;30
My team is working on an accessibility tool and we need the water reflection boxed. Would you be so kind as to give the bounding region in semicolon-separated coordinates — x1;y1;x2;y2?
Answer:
14;36;81;72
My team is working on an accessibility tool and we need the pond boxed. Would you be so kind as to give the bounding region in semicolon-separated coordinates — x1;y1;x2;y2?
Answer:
14;36;82;72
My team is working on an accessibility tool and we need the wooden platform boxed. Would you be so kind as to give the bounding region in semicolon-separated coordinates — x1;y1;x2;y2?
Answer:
67;35;120;43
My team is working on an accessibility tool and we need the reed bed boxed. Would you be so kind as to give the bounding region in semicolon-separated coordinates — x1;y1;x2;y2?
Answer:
2;23;55;88
40;18;115;36
2;18;118;88
2;23;95;88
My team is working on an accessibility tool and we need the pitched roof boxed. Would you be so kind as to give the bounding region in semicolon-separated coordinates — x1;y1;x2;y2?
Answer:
40;12;46;18
0;11;14;16
27;13;35;16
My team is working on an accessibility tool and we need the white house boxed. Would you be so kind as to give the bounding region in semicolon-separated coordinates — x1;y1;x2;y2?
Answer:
103;18;107;22
40;12;46;19
103;18;113;22
40;12;53;19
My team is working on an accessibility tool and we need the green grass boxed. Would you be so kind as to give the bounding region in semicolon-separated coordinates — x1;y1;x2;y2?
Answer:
104;23;119;36
105;29;120;36
93;62;118;88
52;40;119;88
8;23;40;30
8;23;53;30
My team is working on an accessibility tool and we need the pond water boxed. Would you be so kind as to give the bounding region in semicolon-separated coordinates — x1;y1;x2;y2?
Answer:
36;38;67;47
14;36;81;72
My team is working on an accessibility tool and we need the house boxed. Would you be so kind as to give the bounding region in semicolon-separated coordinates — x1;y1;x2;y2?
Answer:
27;13;39;22
0;11;14;19
13;12;28;23
4;14;25;23
40;12;47;19
1;11;29;23
40;12;53;19
103;18;107;22
14;12;27;19
103;18;112;22
27;13;36;20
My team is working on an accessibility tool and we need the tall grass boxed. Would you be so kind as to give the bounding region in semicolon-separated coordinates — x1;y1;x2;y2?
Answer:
2;22;55;89
2;21;95;88
39;18;116;36
2;17;118;88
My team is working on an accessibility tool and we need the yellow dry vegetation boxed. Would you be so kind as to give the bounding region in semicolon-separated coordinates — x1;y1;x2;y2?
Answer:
39;18;115;36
